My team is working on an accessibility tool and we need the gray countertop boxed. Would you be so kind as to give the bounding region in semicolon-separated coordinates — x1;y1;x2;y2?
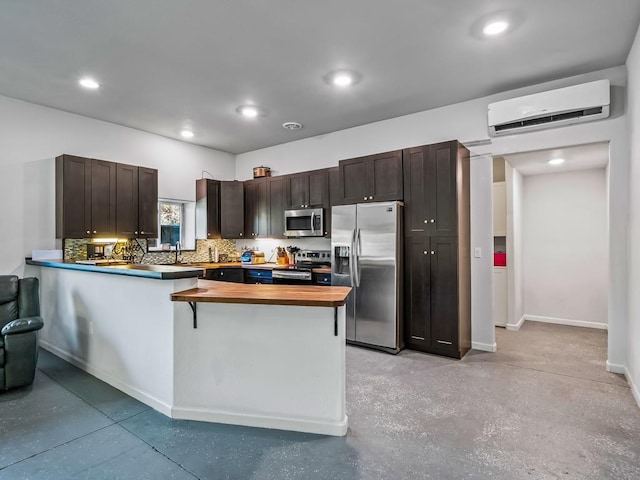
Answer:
26;258;205;280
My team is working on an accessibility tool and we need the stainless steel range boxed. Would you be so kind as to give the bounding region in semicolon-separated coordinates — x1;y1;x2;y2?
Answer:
271;250;331;285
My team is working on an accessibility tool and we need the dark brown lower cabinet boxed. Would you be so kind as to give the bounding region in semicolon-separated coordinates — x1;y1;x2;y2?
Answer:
404;236;470;359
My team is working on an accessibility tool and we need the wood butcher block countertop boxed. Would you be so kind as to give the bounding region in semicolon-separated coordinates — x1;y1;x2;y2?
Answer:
171;280;351;307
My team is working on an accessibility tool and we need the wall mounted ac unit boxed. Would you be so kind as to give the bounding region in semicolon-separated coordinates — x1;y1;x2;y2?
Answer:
487;79;610;136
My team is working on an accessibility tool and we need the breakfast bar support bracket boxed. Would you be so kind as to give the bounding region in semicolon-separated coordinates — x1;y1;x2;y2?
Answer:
334;307;338;336
189;302;197;329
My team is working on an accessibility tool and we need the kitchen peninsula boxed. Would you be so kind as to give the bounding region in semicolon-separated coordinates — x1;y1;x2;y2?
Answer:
25;259;351;436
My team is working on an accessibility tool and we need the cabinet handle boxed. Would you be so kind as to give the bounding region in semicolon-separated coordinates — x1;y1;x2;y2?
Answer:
93;230;97;234
141;231;145;234
437;340;453;345
423;251;428;255
369;196;374;200
240;233;243;236
207;233;211;236
221;272;224;276
431;251;435;255
430;219;435;223
363;197;367;201
86;230;90;234
135;231;138;234
424;220;428;224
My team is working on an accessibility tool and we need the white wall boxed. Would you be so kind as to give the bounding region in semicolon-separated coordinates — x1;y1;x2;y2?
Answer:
522;169;608;328
506;163;525;329
235;66;629;363
470;155;495;351
0;95;235;276
625;23;640;403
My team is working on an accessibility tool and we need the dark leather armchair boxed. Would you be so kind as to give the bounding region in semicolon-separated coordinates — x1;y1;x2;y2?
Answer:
0;276;44;390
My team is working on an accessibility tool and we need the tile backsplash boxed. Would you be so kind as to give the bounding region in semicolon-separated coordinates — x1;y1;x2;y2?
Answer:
64;238;238;264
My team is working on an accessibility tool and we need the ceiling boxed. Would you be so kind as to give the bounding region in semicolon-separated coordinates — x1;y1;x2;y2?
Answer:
502;142;609;176
2;1;640;154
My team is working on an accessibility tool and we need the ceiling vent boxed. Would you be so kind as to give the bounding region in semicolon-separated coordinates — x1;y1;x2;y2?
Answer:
488;79;610;136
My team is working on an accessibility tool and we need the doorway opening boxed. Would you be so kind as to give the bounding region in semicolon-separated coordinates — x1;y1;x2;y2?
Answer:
491;142;612;377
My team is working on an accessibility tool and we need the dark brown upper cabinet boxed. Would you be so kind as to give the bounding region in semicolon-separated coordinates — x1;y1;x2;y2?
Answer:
196;179;244;239
268;176;287;238
116;165;157;239
137;167;158;238
286;169;329;209
116;163;138;238
339;150;403;204
220;181;245;239
403;141;459;237
244;177;268;238
56;155;116;238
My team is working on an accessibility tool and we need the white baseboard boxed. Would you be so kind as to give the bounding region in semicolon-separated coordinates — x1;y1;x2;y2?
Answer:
472;341;497;352
171;407;348;436
524;315;607;330
506;315;525;331
606;361;626;375
624;367;640;410
39;341;172;417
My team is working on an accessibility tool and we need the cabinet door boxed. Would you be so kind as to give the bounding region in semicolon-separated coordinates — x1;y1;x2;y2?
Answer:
428;142;457;236
196;179;219;239
339;157;369;204
90;159;116;236
403;146;428;236
369;150;403;201
308;169;329;207
287;173;309;208
268;176;287;238
137;167;158;237
244;178;268;237
220;268;244;283
430;236;458;351
56;155;91;238
220;181;245;239
404;237;431;350
115;163;139;238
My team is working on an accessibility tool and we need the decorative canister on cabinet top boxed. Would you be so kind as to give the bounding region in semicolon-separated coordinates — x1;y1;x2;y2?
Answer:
253;166;271;178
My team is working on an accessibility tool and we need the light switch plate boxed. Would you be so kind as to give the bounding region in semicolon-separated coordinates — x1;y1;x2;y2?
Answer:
474;247;482;258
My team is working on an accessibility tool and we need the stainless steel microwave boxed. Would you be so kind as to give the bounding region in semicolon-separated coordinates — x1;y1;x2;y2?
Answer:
284;208;324;237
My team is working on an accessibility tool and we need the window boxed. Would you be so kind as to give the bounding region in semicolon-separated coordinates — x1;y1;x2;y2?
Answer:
159;201;182;247
148;199;196;251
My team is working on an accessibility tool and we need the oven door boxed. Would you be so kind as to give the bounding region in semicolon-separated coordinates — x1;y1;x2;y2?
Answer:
284;208;324;237
272;269;313;285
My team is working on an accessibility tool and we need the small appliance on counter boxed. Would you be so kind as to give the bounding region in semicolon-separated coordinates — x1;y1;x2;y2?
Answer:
241;250;266;264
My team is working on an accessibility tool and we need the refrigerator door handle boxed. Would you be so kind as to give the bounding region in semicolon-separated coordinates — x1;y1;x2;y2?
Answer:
354;228;362;287
350;229;357;287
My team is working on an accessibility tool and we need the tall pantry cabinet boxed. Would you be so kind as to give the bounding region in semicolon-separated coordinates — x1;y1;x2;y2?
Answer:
402;140;471;359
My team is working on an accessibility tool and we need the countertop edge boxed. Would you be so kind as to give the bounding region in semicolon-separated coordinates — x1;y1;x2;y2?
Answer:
171;284;350;308
26;258;205;280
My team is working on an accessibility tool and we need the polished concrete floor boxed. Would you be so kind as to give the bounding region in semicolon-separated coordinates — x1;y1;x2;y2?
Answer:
1;321;639;479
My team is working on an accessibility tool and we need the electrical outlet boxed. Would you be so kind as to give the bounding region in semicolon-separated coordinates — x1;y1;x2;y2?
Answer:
474;247;482;258
89;321;94;335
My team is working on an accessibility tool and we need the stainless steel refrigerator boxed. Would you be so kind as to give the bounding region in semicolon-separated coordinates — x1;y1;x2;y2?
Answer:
331;202;403;353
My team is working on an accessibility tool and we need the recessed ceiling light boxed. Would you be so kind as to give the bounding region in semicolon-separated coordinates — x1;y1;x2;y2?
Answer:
282;122;303;130
180;129;194;138
548;158;565;166
79;77;100;89
324;70;362;88
236;105;266;119
483;20;509;36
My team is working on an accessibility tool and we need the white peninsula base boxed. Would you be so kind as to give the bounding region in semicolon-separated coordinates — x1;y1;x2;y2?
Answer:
29;264;348;436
